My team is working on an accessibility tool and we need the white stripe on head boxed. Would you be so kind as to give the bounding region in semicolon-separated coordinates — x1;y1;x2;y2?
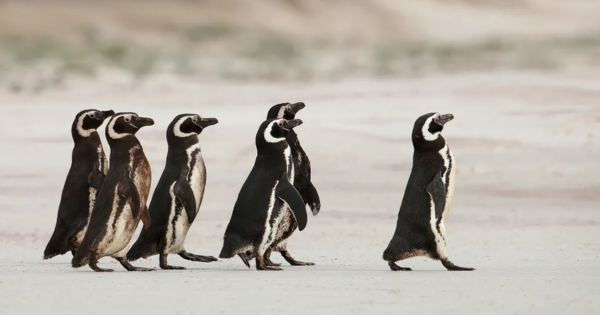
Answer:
277;106;286;119
173;115;196;138
264;120;286;143
107;114;134;139
76;111;96;137
422;114;440;141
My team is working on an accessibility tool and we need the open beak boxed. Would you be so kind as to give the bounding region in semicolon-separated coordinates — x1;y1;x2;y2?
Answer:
283;119;303;129
133;117;155;128
438;113;454;126
195;117;219;129
290;102;306;114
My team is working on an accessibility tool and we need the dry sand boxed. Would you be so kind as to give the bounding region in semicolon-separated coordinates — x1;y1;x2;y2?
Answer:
0;71;599;314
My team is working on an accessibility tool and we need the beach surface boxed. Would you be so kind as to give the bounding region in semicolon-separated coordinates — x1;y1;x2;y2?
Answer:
0;71;599;314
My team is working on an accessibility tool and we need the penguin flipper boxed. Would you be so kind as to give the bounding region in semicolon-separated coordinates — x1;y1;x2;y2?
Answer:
174;168;197;224
118;174;141;220
276;177;308;231
425;171;447;219
88;163;106;189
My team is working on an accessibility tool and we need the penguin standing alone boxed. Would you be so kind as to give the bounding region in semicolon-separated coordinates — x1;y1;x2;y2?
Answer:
219;118;308;271
71;112;155;272
254;102;321;267
383;112;474;271
43;109;115;259
127;113;219;269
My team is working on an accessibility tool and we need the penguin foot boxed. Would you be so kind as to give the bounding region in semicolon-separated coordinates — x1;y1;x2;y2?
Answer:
178;251;218;263
388;261;411;271
441;259;475;271
255;254;283;271
160;264;186;270
159;254;186;270
280;250;314;266
90;260;114;272
257;265;283;271
115;257;155;272
263;251;281;267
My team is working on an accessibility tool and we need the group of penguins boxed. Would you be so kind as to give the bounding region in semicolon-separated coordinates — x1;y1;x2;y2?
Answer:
42;102;475;272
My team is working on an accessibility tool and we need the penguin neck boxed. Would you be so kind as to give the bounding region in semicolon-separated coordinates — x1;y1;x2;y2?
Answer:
108;136;142;161
166;137;201;166
257;141;289;158
72;130;101;147
413;134;446;153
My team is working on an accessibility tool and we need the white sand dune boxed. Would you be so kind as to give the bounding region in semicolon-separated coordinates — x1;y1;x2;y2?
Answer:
0;71;599;314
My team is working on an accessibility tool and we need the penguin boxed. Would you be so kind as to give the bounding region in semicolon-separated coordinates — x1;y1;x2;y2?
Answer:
382;112;475;271
71;112;155;272
219;118;308;271
43;109;115;260
127;113;219;269
245;102;321;267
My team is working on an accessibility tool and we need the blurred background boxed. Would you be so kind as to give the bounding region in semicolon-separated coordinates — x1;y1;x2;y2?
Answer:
2;0;600;91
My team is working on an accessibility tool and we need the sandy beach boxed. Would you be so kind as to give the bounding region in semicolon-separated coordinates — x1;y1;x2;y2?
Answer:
0;70;598;314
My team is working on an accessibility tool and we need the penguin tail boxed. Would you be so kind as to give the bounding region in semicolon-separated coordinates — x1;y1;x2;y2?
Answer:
238;253;251;268
43;231;71;260
71;247;90;268
218;246;235;259
126;240;155;261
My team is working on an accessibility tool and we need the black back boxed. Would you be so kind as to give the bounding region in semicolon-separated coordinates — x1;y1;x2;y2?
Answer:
219;119;295;257
128;113;218;257
72;112;153;264
44;109;113;258
388;112;450;256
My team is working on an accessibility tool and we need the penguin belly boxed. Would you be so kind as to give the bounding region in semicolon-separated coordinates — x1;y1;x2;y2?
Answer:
164;191;192;254
70;186;99;247
257;191;286;254
163;147;206;254
96;189;139;257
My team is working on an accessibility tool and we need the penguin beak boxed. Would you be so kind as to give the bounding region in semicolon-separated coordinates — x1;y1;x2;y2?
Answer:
195;117;219;129
437;113;454;126
290;102;306;114
95;110;115;120
283;119;303;129
132;117;155;128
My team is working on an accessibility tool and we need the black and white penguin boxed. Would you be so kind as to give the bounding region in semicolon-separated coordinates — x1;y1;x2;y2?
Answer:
383;112;474;271
251;102;321;267
43;109;115;260
127;113;219;269
71;112;155;272
219;118;308;271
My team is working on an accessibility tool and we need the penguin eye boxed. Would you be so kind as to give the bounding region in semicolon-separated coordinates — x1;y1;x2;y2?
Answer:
285;105;292;111
433;116;439;123
124;116;131;123
277;120;284;127
89;113;96;118
192;116;198;123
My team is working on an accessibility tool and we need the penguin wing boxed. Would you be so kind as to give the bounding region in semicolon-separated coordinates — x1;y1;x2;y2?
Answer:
118;173;141;220
425;170;447;219
88;161;106;189
295;174;321;216
276;176;308;231
174;168;197;224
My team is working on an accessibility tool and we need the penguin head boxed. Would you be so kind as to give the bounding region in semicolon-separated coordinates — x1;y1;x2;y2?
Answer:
72;109;115;138
167;113;219;144
106;112;154;141
266;102;306;120
256;118;303;151
412;112;454;151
